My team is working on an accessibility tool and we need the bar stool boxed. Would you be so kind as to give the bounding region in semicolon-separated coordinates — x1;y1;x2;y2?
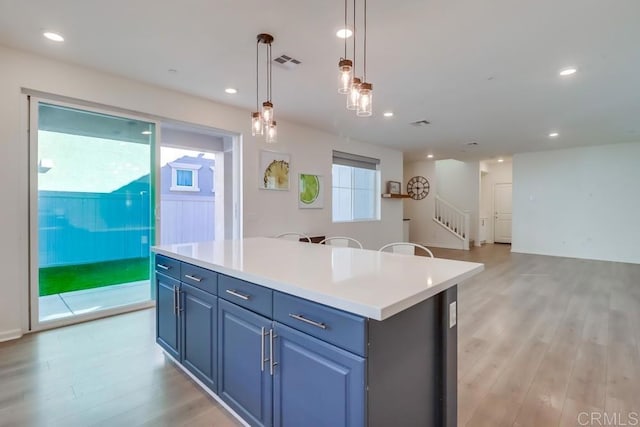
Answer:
318;236;363;249
378;242;434;258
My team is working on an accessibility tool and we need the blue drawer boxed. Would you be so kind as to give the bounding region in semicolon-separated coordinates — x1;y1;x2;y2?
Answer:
181;263;218;295
273;292;367;357
218;275;273;318
155;254;181;280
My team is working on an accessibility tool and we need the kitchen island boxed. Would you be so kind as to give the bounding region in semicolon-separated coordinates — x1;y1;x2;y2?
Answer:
152;237;483;427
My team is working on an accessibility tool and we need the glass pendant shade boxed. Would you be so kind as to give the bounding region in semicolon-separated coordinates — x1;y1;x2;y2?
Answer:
347;77;362;110
356;82;373;117
266;121;277;143
251;112;263;136
338;59;353;94
262;101;274;125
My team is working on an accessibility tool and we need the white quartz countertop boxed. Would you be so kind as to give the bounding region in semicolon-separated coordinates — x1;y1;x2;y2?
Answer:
152;237;484;321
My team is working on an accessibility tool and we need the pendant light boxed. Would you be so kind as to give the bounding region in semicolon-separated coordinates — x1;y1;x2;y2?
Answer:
356;0;372;117
338;0;353;94
251;33;277;142
340;0;373;116
347;77;361;110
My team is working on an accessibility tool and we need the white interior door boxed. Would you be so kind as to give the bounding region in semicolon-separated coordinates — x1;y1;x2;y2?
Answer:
494;183;512;243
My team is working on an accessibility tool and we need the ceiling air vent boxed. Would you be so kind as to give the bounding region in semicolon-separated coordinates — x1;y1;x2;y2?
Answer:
273;54;302;70
410;120;431;127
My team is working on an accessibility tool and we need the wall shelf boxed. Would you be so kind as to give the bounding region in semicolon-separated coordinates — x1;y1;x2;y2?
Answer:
381;193;411;199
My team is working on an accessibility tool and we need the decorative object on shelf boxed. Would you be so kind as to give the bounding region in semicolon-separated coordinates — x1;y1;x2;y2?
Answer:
260;150;290;190
407;176;430;200
338;0;373;116
299;174;324;209
251;33;277;143
387;181;401;195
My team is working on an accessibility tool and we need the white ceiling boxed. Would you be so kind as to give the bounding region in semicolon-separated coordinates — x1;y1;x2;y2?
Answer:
1;0;639;161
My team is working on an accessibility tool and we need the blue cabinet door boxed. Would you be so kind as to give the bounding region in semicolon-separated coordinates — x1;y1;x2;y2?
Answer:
273;323;366;427
156;272;180;359
218;299;273;427
181;282;217;392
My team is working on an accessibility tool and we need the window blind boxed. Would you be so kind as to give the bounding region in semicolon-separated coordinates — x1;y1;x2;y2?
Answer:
332;150;380;171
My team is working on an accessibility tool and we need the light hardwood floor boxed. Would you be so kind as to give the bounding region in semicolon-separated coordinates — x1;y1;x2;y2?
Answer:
1;244;638;426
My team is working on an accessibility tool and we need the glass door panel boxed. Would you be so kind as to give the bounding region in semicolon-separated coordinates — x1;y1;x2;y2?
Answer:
35;102;155;323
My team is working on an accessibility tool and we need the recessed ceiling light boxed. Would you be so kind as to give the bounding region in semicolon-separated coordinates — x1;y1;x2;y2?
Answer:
43;32;64;42
141;130;152;135
383;111;393;117
549;132;559;137
559;67;577;76
336;28;353;39
427;154;434;159
225;88;238;94
498;158;504;163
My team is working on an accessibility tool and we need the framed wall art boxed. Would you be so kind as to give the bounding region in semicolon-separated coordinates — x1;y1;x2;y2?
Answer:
260;150;290;190
298;174;323;209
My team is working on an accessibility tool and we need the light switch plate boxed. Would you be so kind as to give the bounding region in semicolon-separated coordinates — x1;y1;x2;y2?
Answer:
449;301;457;328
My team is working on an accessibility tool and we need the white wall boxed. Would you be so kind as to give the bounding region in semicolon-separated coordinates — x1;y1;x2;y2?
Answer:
403;160;436;244
0;45;403;340
479;160;512;244
512;142;640;264
435;159;480;245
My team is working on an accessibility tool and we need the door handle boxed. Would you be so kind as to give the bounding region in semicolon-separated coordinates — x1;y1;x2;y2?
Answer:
184;274;202;282
156;263;170;270
260;327;269;372
173;285;178;315
269;329;278;376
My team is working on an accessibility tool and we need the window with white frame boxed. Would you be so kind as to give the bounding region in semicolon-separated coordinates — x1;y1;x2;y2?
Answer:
169;162;202;192
332;151;380;222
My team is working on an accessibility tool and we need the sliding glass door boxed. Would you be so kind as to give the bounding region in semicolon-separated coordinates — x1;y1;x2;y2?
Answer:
30;99;157;328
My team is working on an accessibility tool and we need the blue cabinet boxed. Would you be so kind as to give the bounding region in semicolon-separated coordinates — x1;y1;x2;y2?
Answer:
155;265;218;392
218;299;273;427
181;283;218;391
273;323;366;427
156;272;180;359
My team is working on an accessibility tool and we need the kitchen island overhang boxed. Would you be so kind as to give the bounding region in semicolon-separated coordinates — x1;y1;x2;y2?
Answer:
152;237;484;427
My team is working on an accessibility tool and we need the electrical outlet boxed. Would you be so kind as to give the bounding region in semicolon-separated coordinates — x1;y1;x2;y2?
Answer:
449;301;457;328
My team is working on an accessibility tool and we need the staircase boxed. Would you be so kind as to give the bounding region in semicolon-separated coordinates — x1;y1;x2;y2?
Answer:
433;196;471;250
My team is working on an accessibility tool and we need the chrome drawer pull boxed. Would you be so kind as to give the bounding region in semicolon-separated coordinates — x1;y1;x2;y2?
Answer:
226;289;250;300
157;264;170;270
289;313;327;330
184;274;202;282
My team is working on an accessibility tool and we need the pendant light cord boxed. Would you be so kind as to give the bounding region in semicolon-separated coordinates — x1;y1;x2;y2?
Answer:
269;42;273;103
363;0;367;81
353;0;357;76
344;0;347;59
256;40;259;111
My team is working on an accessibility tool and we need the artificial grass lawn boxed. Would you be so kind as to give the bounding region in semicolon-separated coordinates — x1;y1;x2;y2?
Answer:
39;257;150;296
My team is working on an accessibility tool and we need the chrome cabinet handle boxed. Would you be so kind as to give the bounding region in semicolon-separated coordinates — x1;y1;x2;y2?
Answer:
157;264;170;270
261;327;269;372
226;289;250;300
269;329;278;376
173;285;178;315
184;274;202;282
289;313;327;330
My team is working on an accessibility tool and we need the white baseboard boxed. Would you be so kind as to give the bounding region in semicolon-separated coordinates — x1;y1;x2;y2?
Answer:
0;329;23;343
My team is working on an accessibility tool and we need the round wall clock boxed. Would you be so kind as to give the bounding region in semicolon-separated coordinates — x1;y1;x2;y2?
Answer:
407;176;430;200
